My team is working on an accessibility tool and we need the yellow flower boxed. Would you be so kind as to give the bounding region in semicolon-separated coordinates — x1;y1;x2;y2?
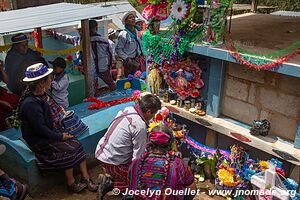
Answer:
259;161;269;171
148;121;160;132
124;82;131;89
218;169;236;187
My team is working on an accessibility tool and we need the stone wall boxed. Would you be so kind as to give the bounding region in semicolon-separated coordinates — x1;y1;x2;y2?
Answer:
222;62;300;141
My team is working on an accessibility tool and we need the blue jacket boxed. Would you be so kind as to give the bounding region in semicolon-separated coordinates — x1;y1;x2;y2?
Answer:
20;95;63;150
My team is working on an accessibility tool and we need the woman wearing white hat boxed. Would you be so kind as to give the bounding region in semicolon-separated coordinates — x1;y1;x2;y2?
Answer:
115;11;145;79
19;63;97;193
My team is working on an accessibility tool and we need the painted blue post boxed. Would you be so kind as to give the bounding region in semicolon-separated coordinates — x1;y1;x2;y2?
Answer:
294;119;300;149
206;58;226;117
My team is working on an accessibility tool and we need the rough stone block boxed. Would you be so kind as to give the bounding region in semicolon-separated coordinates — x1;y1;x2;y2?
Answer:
260;110;269;120
262;112;297;141
227;63;265;84
259;88;300;119
265;72;280;87
222;96;259;125
278;74;300;96
225;77;249;101
248;83;256;104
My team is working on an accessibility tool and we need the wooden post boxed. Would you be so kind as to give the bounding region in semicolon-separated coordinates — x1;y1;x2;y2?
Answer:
251;0;258;13
81;19;94;97
34;27;43;49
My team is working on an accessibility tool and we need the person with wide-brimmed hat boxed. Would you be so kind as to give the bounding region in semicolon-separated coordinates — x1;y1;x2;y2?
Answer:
115;11;145;79
0;144;28;200
4;33;48;96
19;63;97;193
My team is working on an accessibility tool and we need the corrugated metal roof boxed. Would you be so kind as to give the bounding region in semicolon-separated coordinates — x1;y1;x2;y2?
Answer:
0;2;132;35
96;1;146;30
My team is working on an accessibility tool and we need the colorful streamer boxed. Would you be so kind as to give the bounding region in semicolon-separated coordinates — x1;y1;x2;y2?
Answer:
185;136;230;157
84;95;139;110
224;34;300;70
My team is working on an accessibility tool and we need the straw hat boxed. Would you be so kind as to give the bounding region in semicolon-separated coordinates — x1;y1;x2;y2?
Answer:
135;18;144;24
23;63;53;82
108;28;117;36
11;33;29;44
122;11;136;25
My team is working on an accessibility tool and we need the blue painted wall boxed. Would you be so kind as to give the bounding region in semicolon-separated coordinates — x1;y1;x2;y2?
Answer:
206;58;226;117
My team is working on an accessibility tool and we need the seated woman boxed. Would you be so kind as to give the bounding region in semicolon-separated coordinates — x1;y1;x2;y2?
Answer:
0;144;28;200
128;124;196;200
19;63;97;193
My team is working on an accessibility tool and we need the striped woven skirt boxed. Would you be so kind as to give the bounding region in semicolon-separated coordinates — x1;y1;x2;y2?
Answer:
34;138;86;172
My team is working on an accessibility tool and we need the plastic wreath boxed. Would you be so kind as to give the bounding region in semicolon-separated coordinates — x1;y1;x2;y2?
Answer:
139;0;148;4
155;2;169;20
170;0;197;28
161;59;204;100
148;0;163;4
215;156;247;190
171;0;188;21
142;4;157;20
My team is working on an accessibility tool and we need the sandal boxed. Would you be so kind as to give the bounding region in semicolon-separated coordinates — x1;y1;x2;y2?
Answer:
68;182;87;193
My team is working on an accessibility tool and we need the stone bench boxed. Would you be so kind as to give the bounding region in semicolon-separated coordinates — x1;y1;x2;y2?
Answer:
0;91;135;195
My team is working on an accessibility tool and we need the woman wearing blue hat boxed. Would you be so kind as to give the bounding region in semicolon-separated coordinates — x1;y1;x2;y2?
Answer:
19;63;97;193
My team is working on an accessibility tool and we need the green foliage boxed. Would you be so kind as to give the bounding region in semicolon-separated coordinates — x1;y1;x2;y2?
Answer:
128;0;146;12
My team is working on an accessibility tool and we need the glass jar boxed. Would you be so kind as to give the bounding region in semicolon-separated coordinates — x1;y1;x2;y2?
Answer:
184;100;191;111
191;98;196;108
177;98;183;107
163;91;169;103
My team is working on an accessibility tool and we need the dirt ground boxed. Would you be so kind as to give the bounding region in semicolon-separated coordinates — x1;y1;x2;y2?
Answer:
222;13;300;65
20;166;224;200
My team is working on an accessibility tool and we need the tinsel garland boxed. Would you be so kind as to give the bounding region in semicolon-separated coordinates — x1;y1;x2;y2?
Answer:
225;35;300;70
185;136;230;157
84;95;138;110
234;40;300;59
142;28;192;63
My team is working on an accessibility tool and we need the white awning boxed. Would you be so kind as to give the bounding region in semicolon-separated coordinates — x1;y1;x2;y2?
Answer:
0;2;131;35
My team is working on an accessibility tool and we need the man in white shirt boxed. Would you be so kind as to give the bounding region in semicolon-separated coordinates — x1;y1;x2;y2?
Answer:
95;94;161;199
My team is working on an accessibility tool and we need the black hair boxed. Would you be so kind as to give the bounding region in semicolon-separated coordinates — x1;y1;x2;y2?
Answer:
27;75;50;92
138;94;161;114
89;19;98;30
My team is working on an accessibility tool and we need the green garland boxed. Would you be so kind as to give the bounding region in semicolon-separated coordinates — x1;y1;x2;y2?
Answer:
143;0;232;63
234;40;300;59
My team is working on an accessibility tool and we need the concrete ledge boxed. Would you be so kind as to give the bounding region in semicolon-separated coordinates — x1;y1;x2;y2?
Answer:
163;102;300;166
0;92;135;195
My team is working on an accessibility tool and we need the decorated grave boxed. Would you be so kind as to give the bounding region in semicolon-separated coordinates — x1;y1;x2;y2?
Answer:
150;106;300;199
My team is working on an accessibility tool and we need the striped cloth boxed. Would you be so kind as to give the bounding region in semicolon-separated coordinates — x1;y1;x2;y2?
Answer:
41;94;65;131
129;154;194;200
36;94;86;171
101;162;130;192
35;138;86;172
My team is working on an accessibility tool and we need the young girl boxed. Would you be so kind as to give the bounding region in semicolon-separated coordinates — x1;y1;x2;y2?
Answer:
128;124;196;200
